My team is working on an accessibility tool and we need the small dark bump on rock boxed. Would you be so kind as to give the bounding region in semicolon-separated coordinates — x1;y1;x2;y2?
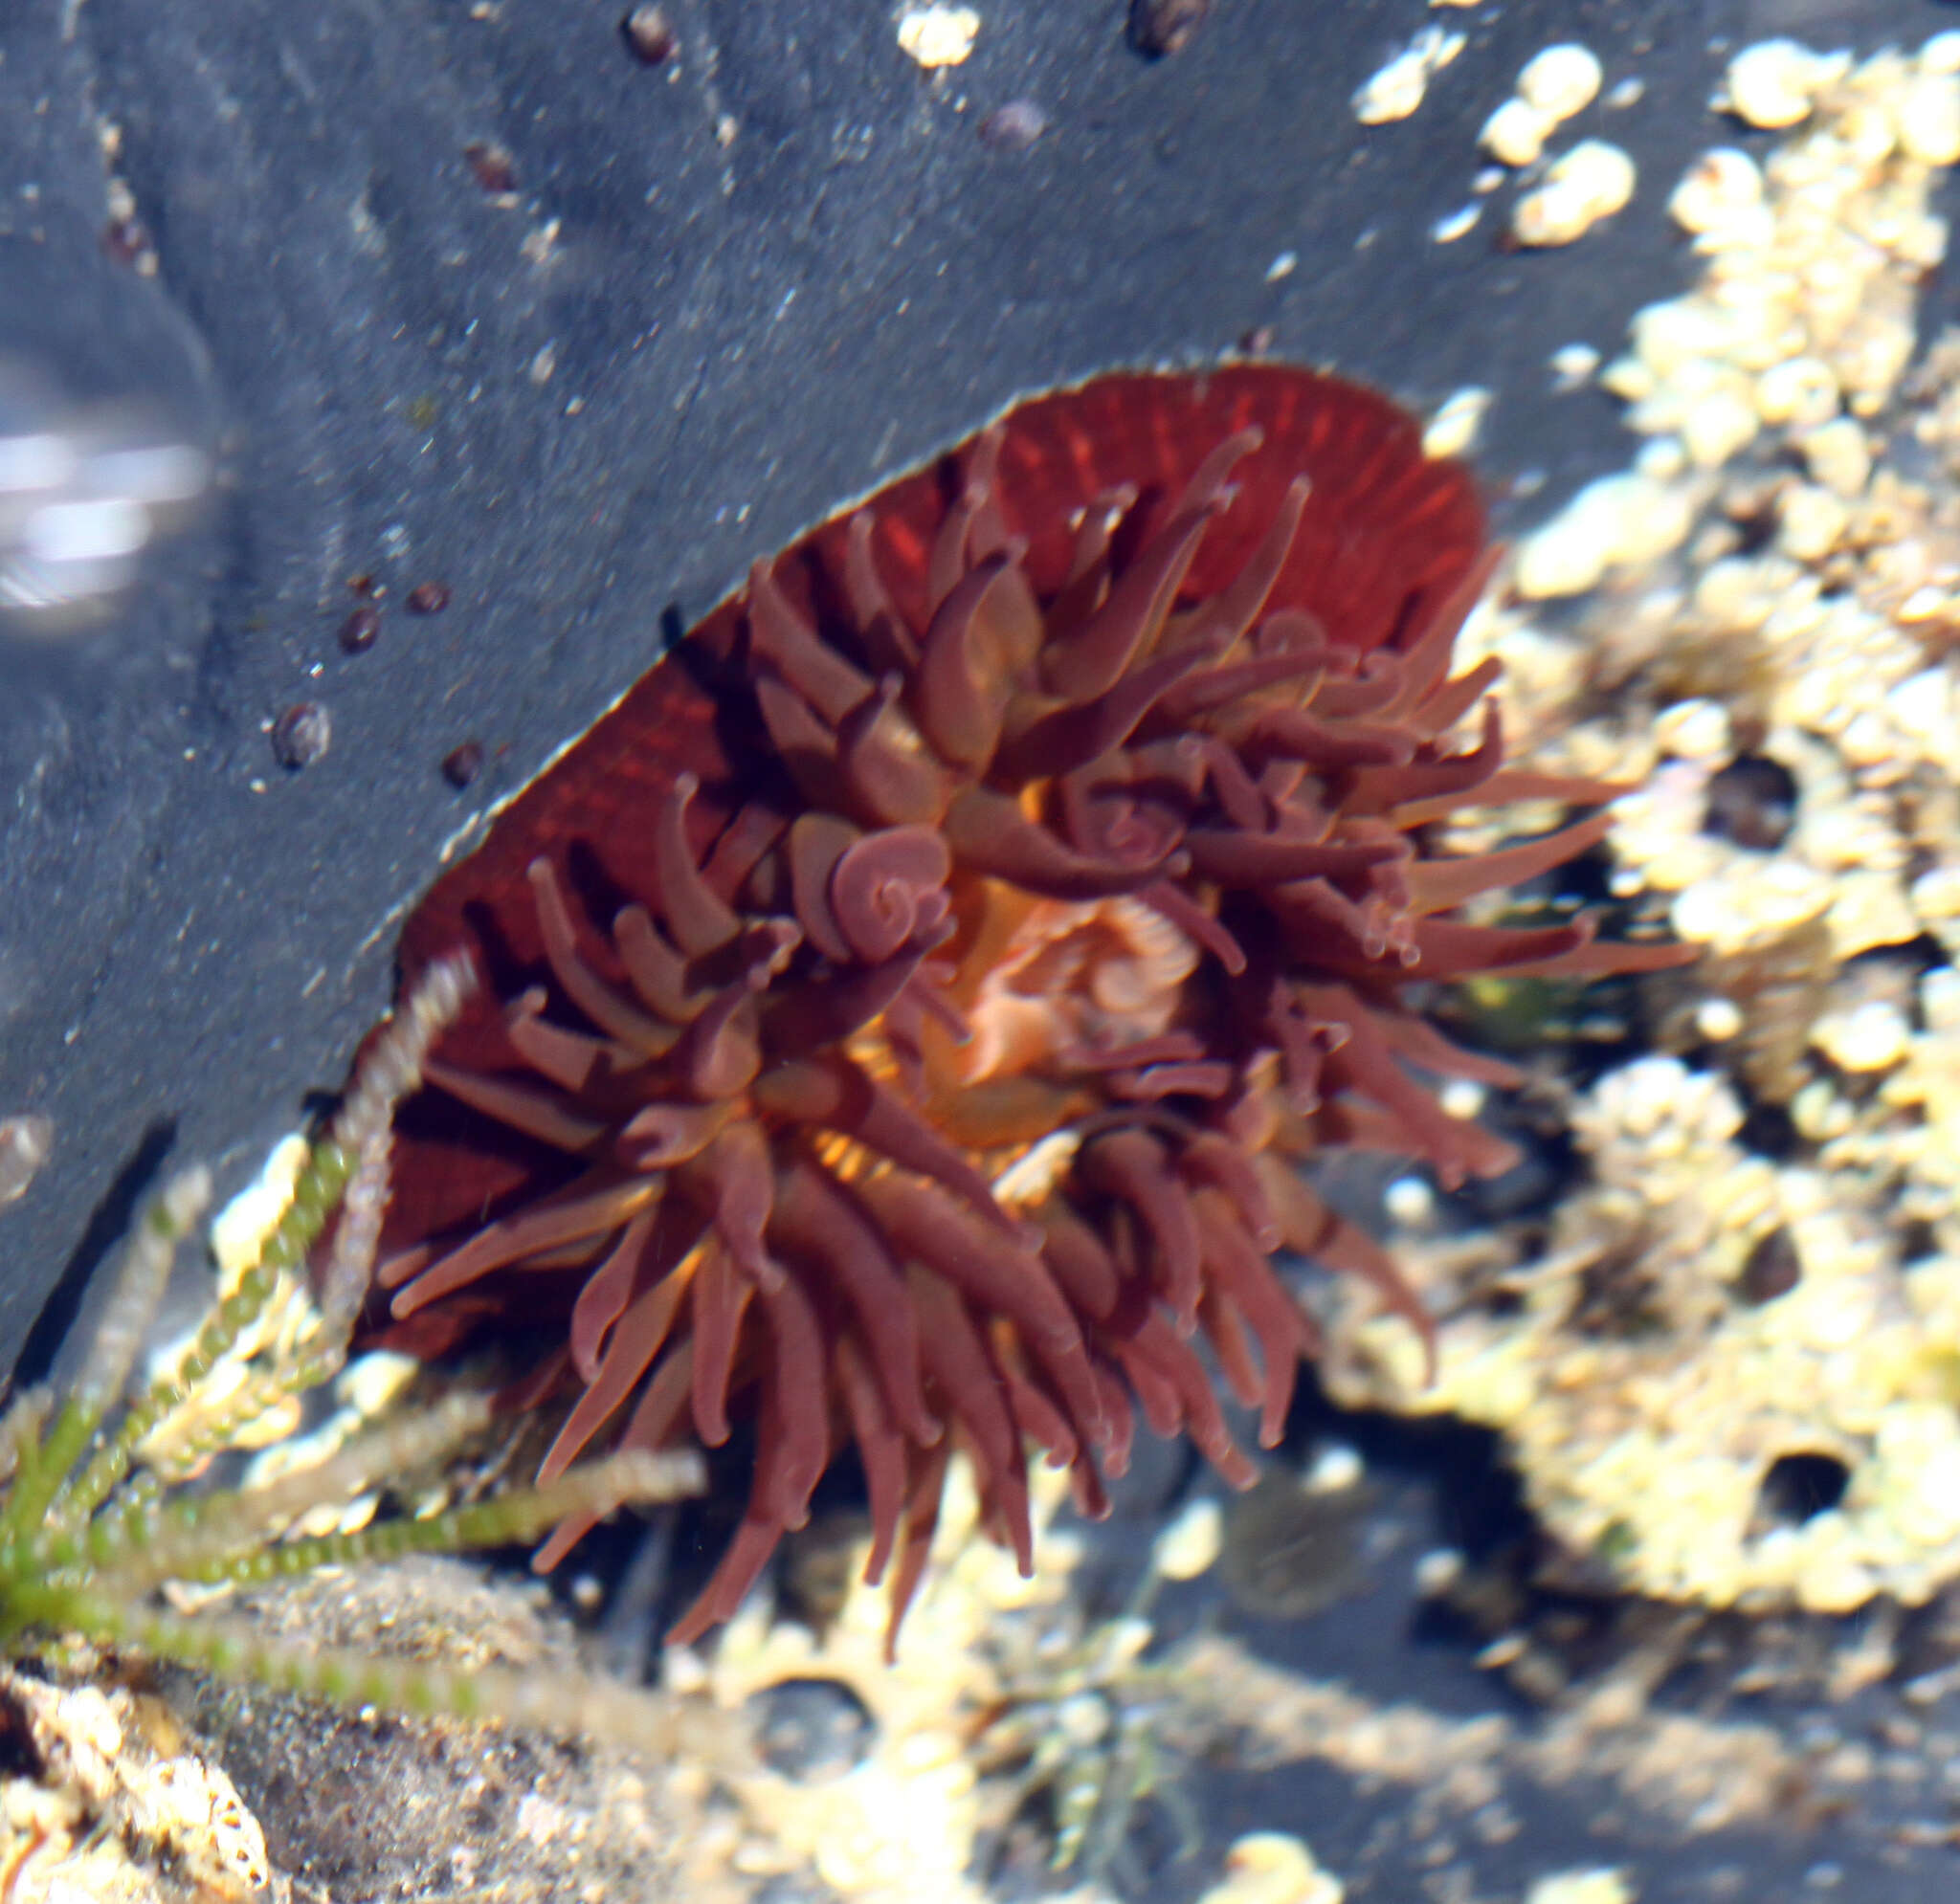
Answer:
0;1115;54;1207
464;142;517;194
338;606;381;653
1129;0;1209;57
101;217;149;267
407;581;452;614
979;100;1049;152
271;702;332;771
622;5;677;65
442;740;485;789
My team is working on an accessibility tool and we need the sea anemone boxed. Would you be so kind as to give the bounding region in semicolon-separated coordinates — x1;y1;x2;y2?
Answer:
369;365;1684;1649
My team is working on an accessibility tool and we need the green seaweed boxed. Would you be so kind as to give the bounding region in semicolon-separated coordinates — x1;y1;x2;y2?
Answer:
0;957;702;1745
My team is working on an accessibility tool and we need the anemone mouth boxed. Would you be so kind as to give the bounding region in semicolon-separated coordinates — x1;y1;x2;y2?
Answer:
368;365;1690;1651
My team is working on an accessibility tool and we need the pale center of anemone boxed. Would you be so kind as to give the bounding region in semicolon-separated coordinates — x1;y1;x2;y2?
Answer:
959;892;1201;1085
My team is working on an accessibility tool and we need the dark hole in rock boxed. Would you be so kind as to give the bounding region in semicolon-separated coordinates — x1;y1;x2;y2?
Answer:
1704;753;1799;852
1736;1100;1801;1160
747;1677;877;1781
1737;1227;1801;1304
1755;1450;1850;1529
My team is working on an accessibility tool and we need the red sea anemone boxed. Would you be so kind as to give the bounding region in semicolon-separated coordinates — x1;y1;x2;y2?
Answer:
367;365;1682;1649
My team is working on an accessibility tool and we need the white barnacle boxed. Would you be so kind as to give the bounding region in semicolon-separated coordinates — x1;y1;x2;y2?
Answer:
896;4;979;70
1151;1497;1224;1582
1775;482;1847;561
1199;1834;1346;1904
1352;27;1463;124
1479;95;1552;166
1800;416;1871;497
1354;44;1430;123
1814;999;1911;1074
1548;342;1601;390
1667;147;1764;237
1422;387;1492;458
1922;32;1960;77
1516;43;1602;123
1897;70;1960;165
1715;39;1848;130
1511;139;1636;247
1512;472;1691;599
1755;356;1839;430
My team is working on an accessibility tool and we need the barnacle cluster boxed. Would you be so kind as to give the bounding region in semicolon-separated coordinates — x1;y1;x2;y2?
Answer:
1331;1052;1960;1609
1328;33;1960;1615
0;1660;272;1900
